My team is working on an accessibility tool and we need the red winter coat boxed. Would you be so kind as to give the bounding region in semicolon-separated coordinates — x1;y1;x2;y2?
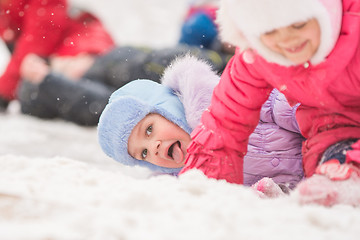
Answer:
0;0;115;100
180;0;360;183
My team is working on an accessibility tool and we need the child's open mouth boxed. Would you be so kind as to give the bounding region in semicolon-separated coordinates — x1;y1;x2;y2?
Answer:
168;141;183;163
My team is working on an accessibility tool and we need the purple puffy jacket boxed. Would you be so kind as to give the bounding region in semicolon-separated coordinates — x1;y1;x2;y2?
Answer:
162;55;304;189
244;89;305;189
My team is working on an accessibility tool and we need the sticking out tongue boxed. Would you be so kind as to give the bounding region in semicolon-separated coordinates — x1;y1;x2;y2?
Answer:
170;141;183;164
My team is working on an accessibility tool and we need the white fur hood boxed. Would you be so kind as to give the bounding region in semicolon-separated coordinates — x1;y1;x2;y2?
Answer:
217;0;343;66
161;55;220;130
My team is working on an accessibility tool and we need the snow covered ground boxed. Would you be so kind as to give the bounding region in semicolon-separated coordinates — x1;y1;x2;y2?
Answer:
0;0;359;239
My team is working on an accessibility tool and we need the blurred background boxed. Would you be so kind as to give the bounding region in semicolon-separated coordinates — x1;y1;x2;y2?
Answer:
0;0;189;74
0;0;190;169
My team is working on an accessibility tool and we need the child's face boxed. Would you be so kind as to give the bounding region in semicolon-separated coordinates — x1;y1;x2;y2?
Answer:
260;18;321;64
128;113;191;168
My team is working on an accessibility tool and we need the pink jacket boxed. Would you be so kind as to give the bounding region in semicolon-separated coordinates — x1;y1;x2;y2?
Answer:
179;0;360;183
0;0;115;100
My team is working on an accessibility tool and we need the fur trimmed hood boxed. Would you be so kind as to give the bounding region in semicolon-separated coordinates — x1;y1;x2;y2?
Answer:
217;0;342;66
161;54;220;130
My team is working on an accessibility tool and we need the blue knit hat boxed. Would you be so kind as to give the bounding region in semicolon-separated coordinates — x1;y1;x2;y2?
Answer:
179;12;218;49
97;80;192;174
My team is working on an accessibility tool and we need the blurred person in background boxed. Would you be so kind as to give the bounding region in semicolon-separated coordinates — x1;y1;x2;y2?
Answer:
0;0;115;110
18;44;232;126
179;0;235;53
16;0;234;126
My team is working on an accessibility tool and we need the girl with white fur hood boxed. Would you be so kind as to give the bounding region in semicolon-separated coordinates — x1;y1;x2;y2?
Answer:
98;55;304;195
179;0;360;206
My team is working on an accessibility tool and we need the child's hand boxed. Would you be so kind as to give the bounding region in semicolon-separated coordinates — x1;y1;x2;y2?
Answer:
316;140;360;181
251;177;286;198
296;142;360;207
296;173;360;207
20;54;50;84
50;54;95;80
315;159;360;181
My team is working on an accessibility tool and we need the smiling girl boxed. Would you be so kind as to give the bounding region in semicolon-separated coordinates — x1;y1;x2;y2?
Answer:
178;0;360;206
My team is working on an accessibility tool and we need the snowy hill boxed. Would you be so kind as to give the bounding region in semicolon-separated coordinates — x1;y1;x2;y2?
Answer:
0;0;359;239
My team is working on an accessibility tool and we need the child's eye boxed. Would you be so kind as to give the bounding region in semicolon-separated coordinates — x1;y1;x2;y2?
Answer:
264;29;276;35
292;22;306;29
146;125;152;136
141;149;148;159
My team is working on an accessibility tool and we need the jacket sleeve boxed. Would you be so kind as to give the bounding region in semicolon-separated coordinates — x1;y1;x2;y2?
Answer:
260;89;301;133
179;52;273;184
0;0;69;100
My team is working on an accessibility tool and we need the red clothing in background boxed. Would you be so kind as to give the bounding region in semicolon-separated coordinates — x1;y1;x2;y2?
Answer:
0;0;115;100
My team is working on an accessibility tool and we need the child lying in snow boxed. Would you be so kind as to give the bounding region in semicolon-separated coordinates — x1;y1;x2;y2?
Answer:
97;55;304;196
